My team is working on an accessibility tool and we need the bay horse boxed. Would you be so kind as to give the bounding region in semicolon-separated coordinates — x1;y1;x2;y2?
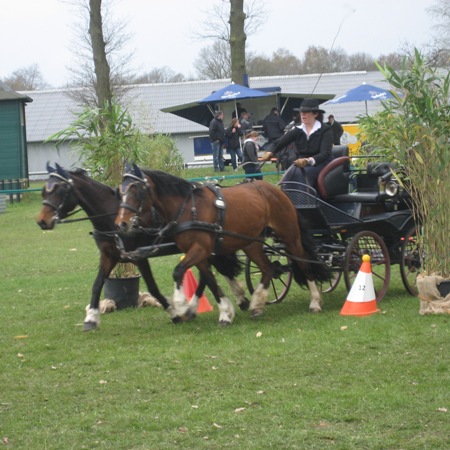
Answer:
37;163;244;330
115;164;331;326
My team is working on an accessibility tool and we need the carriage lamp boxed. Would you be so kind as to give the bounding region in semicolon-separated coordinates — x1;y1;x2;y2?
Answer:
384;179;400;197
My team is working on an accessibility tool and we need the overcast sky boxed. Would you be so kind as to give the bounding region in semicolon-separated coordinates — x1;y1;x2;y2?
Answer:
1;0;436;88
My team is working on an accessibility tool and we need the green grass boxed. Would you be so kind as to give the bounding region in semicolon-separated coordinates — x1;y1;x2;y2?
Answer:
0;183;449;449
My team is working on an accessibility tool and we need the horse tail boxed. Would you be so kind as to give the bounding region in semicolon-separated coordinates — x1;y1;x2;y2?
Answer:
291;212;331;285
210;253;243;279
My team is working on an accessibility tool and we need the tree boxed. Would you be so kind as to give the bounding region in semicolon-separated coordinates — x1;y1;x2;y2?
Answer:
247;49;302;76
194;41;231;80
301;46;330;74
133;67;186;84
64;0;134;106
2;64;49;91
229;0;246;84
88;0;112;109
193;0;267;82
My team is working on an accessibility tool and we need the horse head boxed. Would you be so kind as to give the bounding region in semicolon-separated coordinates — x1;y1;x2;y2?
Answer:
115;163;154;233
37;162;79;230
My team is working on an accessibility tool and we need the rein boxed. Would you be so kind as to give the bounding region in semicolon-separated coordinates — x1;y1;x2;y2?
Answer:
57;211;116;224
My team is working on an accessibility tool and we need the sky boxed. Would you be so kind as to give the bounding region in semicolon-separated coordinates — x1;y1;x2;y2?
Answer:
1;0;437;88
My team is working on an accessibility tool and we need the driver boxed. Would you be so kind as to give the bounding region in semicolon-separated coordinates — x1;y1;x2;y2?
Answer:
261;98;333;189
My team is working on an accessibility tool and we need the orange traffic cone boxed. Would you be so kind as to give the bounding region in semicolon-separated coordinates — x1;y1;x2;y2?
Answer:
340;254;379;316
182;268;214;313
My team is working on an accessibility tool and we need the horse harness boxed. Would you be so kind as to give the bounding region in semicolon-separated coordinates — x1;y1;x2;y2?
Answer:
120;174;271;255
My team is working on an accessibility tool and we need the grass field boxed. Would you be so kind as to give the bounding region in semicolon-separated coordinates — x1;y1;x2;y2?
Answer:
0;175;449;449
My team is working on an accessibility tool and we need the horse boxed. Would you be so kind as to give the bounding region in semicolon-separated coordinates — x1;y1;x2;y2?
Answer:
115;164;331;326
37;163;245;330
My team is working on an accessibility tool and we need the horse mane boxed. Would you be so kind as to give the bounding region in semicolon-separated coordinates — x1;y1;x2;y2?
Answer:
141;169;202;198
68;169;115;195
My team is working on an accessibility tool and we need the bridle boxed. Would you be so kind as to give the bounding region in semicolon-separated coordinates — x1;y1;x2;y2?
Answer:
42;173;79;222
119;173;153;228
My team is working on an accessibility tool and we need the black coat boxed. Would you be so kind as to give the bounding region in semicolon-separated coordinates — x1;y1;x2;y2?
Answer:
269;123;333;167
225;126;243;149
209;117;225;143
262;113;286;141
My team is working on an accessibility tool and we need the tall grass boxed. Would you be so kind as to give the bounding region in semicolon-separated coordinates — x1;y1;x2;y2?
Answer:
0;187;448;449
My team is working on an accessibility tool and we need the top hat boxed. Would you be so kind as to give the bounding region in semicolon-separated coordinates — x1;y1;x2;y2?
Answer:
299;98;325;113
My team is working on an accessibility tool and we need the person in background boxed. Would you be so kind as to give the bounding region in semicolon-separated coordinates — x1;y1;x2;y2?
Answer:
209;110;225;172
261;98;333;189
232;102;247;119
242;131;263;180
239;111;253;134
262;107;286;143
326;114;344;145
225;118;244;170
284;108;301;132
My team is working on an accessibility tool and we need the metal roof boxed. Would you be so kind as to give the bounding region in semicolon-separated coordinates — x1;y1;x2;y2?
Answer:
0;80;33;102
21;71;390;142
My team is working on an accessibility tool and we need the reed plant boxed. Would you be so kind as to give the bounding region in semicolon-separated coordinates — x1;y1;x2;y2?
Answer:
359;50;450;278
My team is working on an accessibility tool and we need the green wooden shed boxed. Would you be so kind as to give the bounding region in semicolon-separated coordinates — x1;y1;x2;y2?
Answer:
0;81;33;182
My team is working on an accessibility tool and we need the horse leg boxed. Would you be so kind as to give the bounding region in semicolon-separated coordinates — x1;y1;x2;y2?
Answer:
83;253;117;331
307;279;322;312
243;244;275;318
173;254;235;326
224;277;250;311
284;240;324;312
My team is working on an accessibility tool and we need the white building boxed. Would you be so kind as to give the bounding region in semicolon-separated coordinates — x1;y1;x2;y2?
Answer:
22;71;390;175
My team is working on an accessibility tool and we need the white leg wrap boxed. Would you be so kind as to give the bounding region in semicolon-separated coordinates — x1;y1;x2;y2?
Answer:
250;283;268;313
307;279;323;312
187;294;200;313
84;308;100;326
172;283;190;316
218;297;235;324
226;278;247;306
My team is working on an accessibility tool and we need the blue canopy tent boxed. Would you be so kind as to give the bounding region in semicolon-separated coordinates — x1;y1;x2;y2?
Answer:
161;83;333;127
322;83;395;114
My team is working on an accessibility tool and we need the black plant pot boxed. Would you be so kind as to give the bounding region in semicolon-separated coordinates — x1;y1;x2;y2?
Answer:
104;276;140;309
437;279;450;298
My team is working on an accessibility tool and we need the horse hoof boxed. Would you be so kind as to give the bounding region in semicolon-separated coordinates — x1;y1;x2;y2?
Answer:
238;298;250;311
219;320;232;326
171;316;182;324
182;310;197;322
251;309;264;318
83;321;98;332
309;307;322;313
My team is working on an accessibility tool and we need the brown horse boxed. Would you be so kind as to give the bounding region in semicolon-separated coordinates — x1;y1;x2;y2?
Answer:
37;163;244;330
115;164;330;325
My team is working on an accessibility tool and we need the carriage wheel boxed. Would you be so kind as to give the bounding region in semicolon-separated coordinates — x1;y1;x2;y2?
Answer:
400;226;421;296
244;251;293;304
319;271;342;293
344;231;391;302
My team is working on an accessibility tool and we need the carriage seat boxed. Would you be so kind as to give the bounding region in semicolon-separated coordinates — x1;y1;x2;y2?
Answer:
317;156;351;200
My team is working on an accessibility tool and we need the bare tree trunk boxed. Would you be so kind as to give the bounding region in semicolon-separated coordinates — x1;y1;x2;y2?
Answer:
229;0;247;84
89;0;112;109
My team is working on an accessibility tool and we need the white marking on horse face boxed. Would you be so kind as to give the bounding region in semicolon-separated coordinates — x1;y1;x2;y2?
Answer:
218;297;235;324
84;308;100;325
307;279;322;312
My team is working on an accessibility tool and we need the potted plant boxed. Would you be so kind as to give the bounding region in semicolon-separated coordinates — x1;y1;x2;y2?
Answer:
358;50;450;313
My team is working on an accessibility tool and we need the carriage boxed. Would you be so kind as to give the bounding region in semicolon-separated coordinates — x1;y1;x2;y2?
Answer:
245;149;420;304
